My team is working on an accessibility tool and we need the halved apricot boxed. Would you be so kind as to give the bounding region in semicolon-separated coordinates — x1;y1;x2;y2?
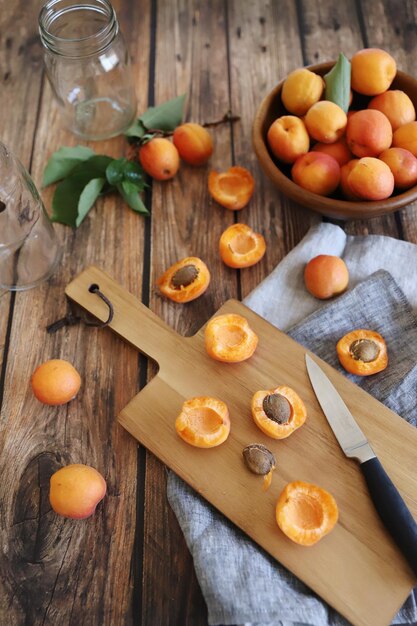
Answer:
205;313;258;363
251;386;306;439
175;396;230;448
219;223;266;268
336;329;388;376
276;481;339;546
208;166;255;210
157;257;210;303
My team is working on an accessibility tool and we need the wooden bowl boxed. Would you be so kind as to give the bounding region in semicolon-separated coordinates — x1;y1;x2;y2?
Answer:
253;62;417;220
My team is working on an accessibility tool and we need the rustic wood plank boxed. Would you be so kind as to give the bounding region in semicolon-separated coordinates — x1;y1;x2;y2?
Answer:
227;1;320;301
358;0;417;243
0;0;46;398
143;0;235;623
0;0;150;624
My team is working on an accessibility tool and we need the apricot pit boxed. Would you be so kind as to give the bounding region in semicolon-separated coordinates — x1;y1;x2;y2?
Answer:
243;443;276;491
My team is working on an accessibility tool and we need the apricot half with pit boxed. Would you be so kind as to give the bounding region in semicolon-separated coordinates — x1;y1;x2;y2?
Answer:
276;481;339;546
157;256;210;303
251;385;306;439
175;396;230;448
205;313;258;363
337;329;388;376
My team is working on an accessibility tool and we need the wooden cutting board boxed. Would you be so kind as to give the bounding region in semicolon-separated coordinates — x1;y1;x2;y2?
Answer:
66;266;417;626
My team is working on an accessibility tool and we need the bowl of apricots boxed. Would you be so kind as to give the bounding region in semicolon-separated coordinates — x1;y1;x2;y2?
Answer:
253;48;417;219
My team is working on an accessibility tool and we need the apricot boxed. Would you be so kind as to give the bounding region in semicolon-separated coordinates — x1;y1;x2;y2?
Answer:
392;121;417;157
139;137;180;180
304;255;349;300
175;396;230;448
281;68;325;116
368;90;416;132
350;48;396;96
346;109;392;158
337;329;388;376
379;147;417;189
31;359;81;405
173;123;213;165
346;157;394;201
267;115;310;164
205;313;258;363
208;166;255;210
251;385;306;439
312;138;352;166
219;223;266;268
157;256;210;303
304;101;347;144
339;159;360;199
50;464;106;519
291;152;340;196
276;481;339;546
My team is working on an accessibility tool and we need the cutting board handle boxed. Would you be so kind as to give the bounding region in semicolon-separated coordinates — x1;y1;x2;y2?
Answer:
65;265;181;367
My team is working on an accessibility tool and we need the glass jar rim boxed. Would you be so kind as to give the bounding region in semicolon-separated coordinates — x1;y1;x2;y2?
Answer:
39;0;118;58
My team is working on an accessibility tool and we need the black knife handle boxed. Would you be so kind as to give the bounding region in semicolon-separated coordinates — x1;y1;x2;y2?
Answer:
361;457;417;577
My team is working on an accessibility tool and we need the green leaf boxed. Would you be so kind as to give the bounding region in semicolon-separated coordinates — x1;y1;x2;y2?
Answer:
106;158;127;185
324;53;351;114
139;94;186;131
51;156;112;227
117;183;149;215
122;160;145;187
42;145;95;187
76;177;106;227
124;119;147;139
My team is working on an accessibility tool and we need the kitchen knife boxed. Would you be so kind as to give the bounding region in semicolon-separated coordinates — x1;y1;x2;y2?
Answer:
305;353;417;577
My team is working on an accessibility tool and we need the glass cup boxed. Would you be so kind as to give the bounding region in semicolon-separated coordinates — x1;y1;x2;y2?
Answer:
0;142;61;291
38;0;137;140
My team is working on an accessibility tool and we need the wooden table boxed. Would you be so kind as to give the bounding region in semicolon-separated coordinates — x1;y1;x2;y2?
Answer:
1;1;416;624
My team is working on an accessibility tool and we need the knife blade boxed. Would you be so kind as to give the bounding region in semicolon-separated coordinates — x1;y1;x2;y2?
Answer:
305;353;417;577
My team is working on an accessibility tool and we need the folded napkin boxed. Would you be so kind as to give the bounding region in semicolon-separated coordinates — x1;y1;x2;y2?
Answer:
167;223;417;626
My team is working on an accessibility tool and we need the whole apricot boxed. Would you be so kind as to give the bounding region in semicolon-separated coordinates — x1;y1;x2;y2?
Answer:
346;109;392;158
368;90;416;132
379;147;417;189
31;359;81;405
312;138;352;166
267;115;310;164
351;48;396;96
139;137;180;180
304;101;347;144
393;121;417;157
291;152;340;196
50;464;107;519
304;255;349;300
281;68;325;116
347;157;395;200
173;123;213;165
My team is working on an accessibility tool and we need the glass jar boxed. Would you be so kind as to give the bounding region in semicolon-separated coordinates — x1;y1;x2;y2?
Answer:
0;142;61;291
38;0;137;140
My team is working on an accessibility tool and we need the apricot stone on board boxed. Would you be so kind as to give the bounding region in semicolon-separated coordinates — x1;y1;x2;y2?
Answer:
175;396;230;448
205;313;258;363
304;255;349;300
50;464;107;519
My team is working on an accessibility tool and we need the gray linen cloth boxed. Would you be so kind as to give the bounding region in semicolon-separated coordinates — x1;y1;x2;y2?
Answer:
167;223;417;626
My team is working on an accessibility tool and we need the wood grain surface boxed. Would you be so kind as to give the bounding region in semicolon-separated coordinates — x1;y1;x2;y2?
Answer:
0;1;416;625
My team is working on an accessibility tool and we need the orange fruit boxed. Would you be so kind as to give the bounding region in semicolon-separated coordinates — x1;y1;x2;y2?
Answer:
31;359;81;405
